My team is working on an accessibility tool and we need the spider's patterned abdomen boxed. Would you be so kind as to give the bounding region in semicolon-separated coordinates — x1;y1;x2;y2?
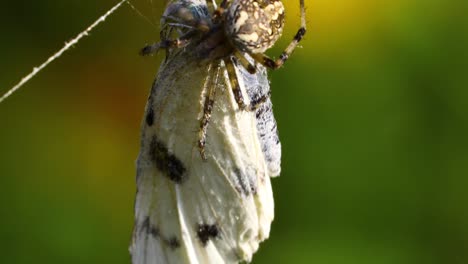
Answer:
225;0;285;53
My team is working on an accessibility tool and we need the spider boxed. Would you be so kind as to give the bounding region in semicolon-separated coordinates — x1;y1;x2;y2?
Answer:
141;0;307;160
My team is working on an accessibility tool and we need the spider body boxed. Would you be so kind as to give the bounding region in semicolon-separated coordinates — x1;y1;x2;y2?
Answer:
225;0;285;53
142;0;306;158
143;0;304;70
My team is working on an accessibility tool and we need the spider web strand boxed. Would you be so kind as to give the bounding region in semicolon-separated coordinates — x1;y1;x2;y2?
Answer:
0;0;128;104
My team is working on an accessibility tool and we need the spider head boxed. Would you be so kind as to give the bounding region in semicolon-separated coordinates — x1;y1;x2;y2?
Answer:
225;0;285;54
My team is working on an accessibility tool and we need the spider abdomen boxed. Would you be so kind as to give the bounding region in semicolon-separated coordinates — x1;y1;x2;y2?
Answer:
225;0;285;54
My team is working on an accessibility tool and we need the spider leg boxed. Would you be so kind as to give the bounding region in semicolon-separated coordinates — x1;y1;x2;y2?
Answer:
140;30;197;56
251;0;307;69
225;57;248;111
218;0;231;9
198;65;219;160
227;55;271;111
142;9;213;56
234;50;257;74
213;0;232;22
208;0;218;10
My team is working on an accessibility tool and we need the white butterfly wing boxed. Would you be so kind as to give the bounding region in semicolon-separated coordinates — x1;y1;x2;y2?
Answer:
130;47;277;263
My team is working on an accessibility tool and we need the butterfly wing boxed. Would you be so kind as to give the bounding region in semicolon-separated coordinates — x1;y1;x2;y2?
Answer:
234;55;282;177
130;46;277;263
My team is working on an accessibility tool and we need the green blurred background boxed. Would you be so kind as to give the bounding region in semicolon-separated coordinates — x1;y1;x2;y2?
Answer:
1;0;467;263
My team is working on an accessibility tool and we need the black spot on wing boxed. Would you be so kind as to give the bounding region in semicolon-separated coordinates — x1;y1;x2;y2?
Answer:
141;217;159;238
149;135;186;183
149;226;160;238
167;237;181;250
140;217;151;233
140;217;181;250
197;223;220;246
146;105;154;126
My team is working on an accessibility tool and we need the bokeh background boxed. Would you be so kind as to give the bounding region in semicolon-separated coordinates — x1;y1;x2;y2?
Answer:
1;0;467;263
